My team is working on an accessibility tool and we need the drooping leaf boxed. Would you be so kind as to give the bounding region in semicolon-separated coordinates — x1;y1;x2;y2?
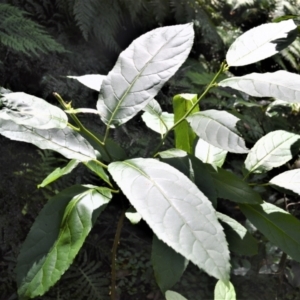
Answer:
165;290;188;300
240;202;300;263
97;23;194;127
244;130;300;175
67;74;106;91
0;92;67;129
84;160;111;186
38;159;80;188
187;110;248;153
226;20;297;66
158;148;218;206
214;280;236;300
142;99;174;135
173;94;199;153
209;167;262;204
270;169;300;195
0;120;97;162
17;185;112;299
194;138;227;168
217;212;258;256
219;71;300;103
108;158;230;281
152;235;188;293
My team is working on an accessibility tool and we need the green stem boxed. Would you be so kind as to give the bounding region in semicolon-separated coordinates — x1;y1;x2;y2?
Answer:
153;62;228;155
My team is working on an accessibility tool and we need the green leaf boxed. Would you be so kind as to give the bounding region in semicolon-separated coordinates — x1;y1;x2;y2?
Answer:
152;235;188;293
270;169;300;195
214;280;236;300
217;212;258;256
226;20;297;66
240;202;300;263
108;158;230;281
38;159;79;188
165;290;188;300
17;185;111;299
142;99;174;135
0;120;97;162
194;138;227;168
187;110;249;153
173;94;199;153
67;74;106;91
158;148;218;206
244;130;300;175
219;71;300;103
0;92;67;129
209;167;262;204
97;23;194;127
84;160;111;186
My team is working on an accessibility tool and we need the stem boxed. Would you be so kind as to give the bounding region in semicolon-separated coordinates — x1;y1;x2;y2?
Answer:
110;209;126;300
103;125;110;145
152;61;228;155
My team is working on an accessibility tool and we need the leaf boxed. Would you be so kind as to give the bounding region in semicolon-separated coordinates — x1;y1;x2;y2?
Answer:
194;138;227;168
187;110;249;153
214;280;236;300
108;158;230;281
209;167;262;204
125;207;142;224
0;92;67;129
17;185;112;299
97;23;194;127
270;169;300;195
173;94;199;153
84;160;111;186
217;212;258;256
244;130;300;175
226;20;297;66
240;202;300;263
158;148;218;207
152;235;188;293
0;120;97;162
38;159;80;188
142;99;174;135
67;74;106;91
219;71;300;103
165;290;188;300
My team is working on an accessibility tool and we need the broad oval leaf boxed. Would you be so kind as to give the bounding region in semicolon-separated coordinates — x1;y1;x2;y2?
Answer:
217;212;258;256
240;202;300;263
270;169;300;195
244;130;300;175
165;290;188;300
219;71;300;103
38;159;80;188
226;20;297;66
195;138;227;168
0;120;97;162
187;110;248;153
214;280;236;300
17;185;112;299
67;74;106;91
108;158;230;281
0;92;67;129
152;235;188;293
97;23;194;127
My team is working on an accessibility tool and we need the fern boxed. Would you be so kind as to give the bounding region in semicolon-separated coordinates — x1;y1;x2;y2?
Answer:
0;3;66;56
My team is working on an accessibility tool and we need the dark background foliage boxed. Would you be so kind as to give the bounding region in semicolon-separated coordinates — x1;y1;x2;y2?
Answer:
1;0;300;299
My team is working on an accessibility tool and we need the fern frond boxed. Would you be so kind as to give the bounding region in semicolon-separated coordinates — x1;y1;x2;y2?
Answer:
0;4;66;56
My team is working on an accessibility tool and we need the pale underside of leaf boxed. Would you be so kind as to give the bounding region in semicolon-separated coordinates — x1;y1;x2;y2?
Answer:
0;119;96;161
187;110;248;153
214;280;236;300
0;92;67;129
97;23;194;127
226;20;297;66
108;158;230;281
219;71;300;103
244;130;300;174
67;74;106;91
270;169;300;195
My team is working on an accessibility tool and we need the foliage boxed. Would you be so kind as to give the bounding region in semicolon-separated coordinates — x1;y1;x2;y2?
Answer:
3;7;300;300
